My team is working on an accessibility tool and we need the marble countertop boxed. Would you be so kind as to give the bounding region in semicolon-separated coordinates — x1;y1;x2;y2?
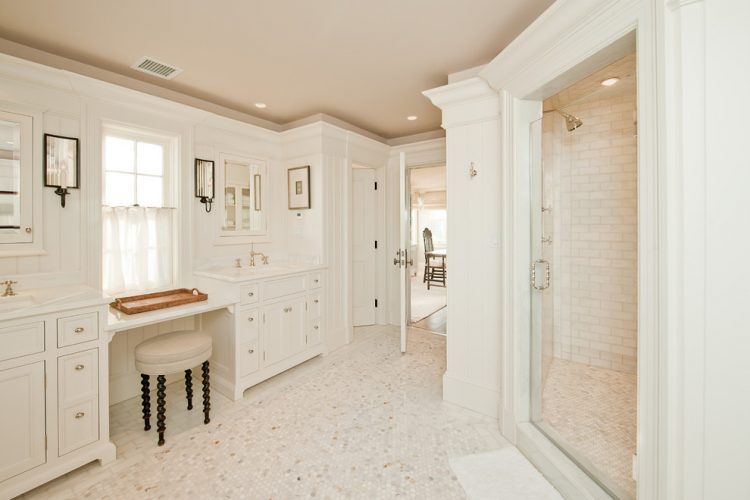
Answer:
194;263;326;283
106;294;238;334
0;284;110;323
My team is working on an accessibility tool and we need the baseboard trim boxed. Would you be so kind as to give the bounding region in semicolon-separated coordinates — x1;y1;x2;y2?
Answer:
442;372;500;417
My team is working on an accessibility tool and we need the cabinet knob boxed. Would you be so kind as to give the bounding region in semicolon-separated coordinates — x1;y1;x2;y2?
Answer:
248;292;254;297
314;279;319;284
75;412;85;419
314;299;319;304
314;325;319;330
248;316;254;322
248;349;254;354
75;364;85;371
25;227;32;234
74;327;85;333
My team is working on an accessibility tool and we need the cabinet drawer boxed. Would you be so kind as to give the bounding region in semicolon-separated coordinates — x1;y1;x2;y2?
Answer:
237;308;259;344
59;398;99;455
308;272;323;290
263;275;306;301
239;342;259;377
0;322;44;362
240;284;259;305
58;349;98;405
307;294;322;320
57;312;98;347
308;319;322;346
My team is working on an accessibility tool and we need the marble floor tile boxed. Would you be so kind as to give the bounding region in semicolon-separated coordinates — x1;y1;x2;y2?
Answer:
22;326;508;500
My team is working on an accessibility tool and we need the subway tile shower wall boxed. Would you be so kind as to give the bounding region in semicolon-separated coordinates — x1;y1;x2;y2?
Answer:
543;90;638;374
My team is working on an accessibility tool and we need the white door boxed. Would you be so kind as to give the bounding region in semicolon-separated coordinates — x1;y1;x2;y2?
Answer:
352;168;377;326
398;152;411;352
0;361;46;482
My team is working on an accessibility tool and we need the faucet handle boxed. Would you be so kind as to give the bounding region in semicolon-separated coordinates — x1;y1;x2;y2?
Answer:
262;255;269;265
2;280;17;286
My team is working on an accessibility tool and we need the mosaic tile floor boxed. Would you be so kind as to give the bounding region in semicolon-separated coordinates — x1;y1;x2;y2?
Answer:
541;358;637;499
23;326;509;500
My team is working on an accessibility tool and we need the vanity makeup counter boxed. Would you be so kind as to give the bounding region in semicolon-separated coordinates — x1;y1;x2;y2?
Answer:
0;285;114;499
194;263;326;400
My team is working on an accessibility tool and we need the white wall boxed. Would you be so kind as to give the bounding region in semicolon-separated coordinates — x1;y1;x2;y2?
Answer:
701;1;750;497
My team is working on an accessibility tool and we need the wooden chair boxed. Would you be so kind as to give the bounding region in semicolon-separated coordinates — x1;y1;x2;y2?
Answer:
423;228;446;289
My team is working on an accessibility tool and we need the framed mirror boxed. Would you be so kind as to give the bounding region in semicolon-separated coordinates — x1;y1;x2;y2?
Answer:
219;153;267;236
0;109;33;243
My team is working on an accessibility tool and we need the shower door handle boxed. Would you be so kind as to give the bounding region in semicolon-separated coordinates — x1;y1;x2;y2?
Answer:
530;259;551;290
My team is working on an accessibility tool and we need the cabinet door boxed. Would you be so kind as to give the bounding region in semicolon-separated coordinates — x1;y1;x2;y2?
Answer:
283;296;306;356
263;302;285;366
0;361;46;482
263;297;307;366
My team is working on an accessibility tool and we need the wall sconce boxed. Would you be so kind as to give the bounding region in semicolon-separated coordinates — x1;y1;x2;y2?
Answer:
43;134;80;208
195;158;215;212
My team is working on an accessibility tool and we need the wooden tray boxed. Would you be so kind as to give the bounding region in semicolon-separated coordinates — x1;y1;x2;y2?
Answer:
110;288;208;315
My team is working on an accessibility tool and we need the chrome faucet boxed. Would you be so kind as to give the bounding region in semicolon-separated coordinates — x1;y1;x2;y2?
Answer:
2;280;18;297
249;244;269;267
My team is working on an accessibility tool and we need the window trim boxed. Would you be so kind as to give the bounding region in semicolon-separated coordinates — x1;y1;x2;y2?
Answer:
101;122;180;294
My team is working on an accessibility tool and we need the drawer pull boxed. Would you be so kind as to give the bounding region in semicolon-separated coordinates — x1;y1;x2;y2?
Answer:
75;412;85;419
248;349;255;354
75;364;85;371
74;327;85;333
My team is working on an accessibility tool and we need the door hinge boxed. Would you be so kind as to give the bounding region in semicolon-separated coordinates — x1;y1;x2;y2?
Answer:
45;434;48;450
374;240;378;249
374;181;378;190
44;374;47;389
375;299;378;308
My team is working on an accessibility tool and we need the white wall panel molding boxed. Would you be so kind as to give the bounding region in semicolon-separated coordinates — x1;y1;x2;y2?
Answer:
423;77;499;129
479;0;639;98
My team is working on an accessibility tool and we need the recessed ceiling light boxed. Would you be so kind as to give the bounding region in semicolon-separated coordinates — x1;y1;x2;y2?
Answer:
407;115;418;121
254;102;267;109
601;77;620;87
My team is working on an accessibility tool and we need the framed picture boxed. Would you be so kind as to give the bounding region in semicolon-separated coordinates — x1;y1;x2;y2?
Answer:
288;165;311;209
43;134;80;189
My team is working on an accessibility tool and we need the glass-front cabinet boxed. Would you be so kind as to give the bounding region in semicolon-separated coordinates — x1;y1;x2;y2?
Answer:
0;109;33;244
220;153;267;237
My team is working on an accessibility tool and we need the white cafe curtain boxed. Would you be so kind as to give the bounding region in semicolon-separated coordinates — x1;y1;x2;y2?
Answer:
102;206;173;294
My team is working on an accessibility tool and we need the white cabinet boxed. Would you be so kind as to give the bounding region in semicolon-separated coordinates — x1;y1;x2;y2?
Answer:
197;267;327;400
0;297;114;499
0;362;46;483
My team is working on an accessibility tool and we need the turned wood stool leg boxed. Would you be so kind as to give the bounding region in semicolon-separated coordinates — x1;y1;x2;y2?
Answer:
156;375;166;446
201;361;210;424
140;374;151;431
185;369;193;410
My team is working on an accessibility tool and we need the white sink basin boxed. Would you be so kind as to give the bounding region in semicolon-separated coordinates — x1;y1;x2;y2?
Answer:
0;293;38;312
195;263;310;282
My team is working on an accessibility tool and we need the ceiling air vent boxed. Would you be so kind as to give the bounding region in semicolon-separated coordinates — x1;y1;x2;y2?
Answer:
131;57;183;80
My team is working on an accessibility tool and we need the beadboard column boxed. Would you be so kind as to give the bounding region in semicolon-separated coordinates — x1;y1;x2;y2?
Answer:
424;78;502;417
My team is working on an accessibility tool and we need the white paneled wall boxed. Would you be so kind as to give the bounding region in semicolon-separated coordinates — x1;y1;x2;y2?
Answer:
423;80;502;417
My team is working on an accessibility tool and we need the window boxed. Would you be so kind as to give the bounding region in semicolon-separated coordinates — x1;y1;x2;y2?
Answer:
101;127;176;294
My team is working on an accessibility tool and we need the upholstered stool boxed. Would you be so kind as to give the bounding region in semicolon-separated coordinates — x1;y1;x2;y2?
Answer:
135;330;212;446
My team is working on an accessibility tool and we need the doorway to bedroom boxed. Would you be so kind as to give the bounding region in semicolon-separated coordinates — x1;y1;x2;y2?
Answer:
408;165;447;335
